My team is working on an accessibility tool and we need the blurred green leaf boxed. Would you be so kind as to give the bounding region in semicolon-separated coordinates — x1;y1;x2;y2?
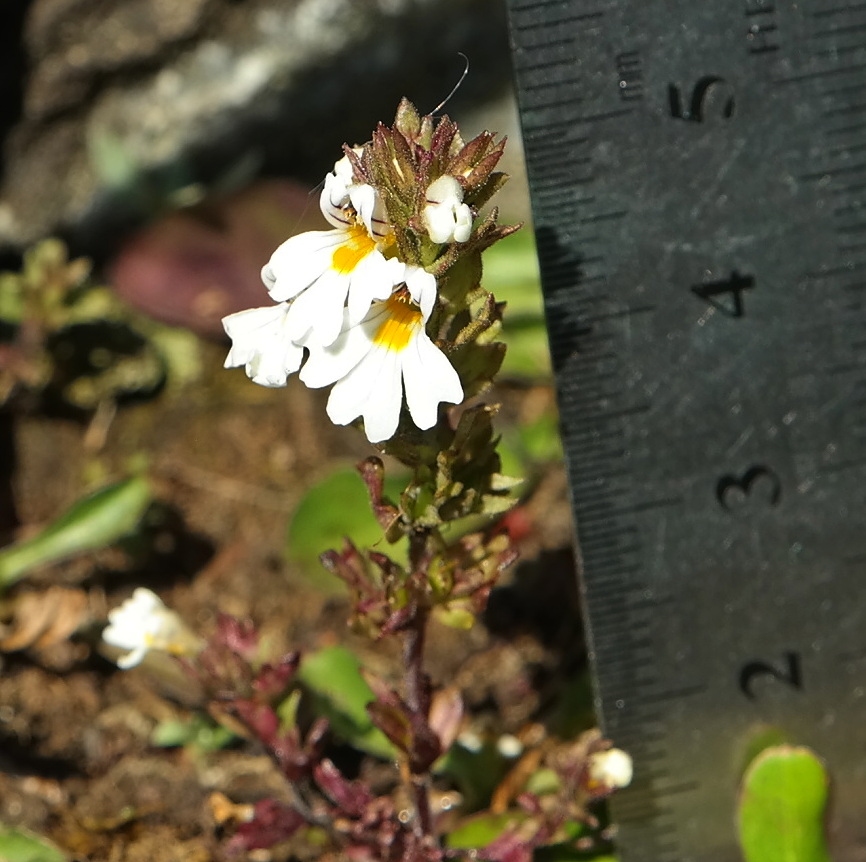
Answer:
484;231;544;317
737;745;831;862
499;314;552;379
298;645;394;759
484;231;551;380
287;466;407;592
0;825;66;862
151;714;235;752
436;739;513;812
0;475;152;589
445;812;520;850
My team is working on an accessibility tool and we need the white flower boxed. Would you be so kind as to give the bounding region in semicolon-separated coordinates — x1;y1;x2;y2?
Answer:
587;748;633;790
261;154;404;348
222;302;303;387
103;588;201;669
423;175;473;244
262;227;405;347
300;283;463;443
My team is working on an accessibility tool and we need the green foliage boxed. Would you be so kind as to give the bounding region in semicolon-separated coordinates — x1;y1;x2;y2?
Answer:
436;738;516;812
445;812;524;851
297;645;394;759
151;713;236;752
0;239;167;410
0;475;152;589
482;230;551;380
0;825;66;862
287;466;409;591
737;745;831;862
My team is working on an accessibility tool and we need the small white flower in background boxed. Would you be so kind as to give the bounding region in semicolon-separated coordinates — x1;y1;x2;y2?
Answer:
103;588;201;669
300;285;463;443
423;175;473;244
587;747;633;791
222;302;302;387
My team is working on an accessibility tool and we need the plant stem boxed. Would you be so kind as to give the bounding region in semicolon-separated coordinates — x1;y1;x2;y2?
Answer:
403;604;435;838
405;529;434;838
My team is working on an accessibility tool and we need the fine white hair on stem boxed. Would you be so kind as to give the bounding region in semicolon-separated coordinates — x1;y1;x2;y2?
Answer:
429;53;470;116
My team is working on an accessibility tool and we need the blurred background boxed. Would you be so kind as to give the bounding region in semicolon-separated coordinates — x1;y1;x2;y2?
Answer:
0;0;533;334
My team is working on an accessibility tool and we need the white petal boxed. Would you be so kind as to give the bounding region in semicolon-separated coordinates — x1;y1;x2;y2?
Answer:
423;205;458;244
452;203;474;243
401;331;463;429
286;267;350;347
222;303;303;387
326;345;402;442
360;348;403;442
346;253;404;326
348;183;378;234
426;175;463;206
116;646;147;669
404;266;437;321
263;231;345;301
300;307;381;388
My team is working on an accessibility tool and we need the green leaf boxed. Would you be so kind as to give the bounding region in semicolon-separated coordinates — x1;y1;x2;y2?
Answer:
0;825;66;862
0;475;152;589
287;466;408;592
436;739;513;812
737;745;831;862
297;645;394;759
151;714;235;751
445;812;520;849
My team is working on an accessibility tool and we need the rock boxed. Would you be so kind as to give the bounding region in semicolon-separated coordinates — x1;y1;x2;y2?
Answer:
0;0;514;255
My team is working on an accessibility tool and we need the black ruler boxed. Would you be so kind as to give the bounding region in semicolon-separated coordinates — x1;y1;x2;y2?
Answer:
505;1;866;860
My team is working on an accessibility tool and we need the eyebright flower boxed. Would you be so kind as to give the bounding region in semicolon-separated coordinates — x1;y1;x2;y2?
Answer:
262;154;404;347
300;282;463;443
222;302;302;387
102;588;202;669
423;175;473;244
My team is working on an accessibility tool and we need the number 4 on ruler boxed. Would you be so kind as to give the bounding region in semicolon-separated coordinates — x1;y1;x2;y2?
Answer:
691;270;756;318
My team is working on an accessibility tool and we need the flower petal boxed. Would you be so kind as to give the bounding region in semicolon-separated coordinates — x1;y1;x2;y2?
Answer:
300;308;381;388
286;267;351;346
326;344;402;442
401;331;463;429
346;254;405;326
404;266;437;321
263;230;345;301
222;303;303;387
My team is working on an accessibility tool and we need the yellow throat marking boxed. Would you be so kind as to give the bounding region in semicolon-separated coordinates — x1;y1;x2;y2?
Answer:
331;225;377;274
374;294;422;352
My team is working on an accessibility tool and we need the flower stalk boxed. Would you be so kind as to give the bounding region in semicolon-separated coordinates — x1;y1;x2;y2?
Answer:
99;98;630;860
